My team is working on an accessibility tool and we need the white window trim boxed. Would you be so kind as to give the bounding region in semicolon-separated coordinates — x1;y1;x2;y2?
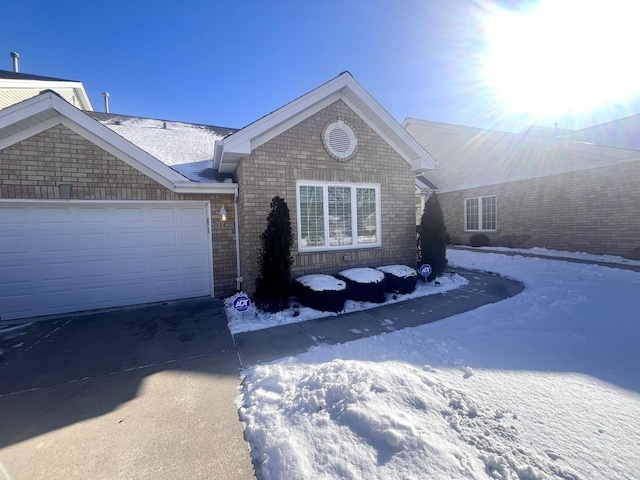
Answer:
464;195;497;232
296;181;382;252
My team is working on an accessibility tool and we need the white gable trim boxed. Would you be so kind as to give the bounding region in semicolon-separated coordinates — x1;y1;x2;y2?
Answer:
0;92;237;195
214;72;435;174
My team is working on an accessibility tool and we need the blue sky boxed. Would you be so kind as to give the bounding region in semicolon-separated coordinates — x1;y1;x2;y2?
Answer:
3;0;639;132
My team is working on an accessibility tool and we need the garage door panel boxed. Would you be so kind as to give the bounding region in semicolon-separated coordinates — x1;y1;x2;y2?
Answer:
77;207;108;224
114;207;144;223
184;276;210;295
0;202;213;320
152;231;178;247
153;279;180;297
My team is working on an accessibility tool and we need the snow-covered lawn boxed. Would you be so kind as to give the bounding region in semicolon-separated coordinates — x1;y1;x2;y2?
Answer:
237;250;640;480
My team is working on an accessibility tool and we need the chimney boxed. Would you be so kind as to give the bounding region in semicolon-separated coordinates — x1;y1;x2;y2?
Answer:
10;52;20;73
102;92;110;113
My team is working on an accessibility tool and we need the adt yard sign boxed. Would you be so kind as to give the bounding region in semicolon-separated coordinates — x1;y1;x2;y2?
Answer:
233;295;251;312
419;264;432;278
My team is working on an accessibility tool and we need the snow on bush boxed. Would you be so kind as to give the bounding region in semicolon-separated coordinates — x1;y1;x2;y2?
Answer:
295;274;346;291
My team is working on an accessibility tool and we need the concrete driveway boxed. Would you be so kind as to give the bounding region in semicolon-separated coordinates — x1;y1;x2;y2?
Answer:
0;299;255;480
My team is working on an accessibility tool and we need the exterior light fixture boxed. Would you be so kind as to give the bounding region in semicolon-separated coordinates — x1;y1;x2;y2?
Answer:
219;205;227;222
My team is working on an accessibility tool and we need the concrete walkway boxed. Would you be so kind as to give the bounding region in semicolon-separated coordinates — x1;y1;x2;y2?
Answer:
234;269;524;367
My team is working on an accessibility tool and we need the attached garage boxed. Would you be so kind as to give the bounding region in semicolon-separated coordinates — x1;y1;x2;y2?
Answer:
0;201;213;320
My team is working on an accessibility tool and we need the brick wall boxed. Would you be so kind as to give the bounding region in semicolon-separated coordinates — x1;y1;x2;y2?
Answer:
439;161;640;258
236;100;416;293
0;125;238;296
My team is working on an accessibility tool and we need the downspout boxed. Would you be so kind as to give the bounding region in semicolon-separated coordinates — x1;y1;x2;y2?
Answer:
234;189;242;291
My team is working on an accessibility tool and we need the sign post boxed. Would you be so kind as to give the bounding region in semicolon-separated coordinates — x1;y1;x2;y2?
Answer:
419;264;432;280
233;295;251;322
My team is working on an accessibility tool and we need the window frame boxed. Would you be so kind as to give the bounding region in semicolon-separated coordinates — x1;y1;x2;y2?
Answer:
464;195;497;232
296;181;382;252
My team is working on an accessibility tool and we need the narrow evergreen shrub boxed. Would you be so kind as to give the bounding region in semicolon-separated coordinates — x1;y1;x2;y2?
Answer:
469;233;490;247
255;196;294;312
418;193;448;282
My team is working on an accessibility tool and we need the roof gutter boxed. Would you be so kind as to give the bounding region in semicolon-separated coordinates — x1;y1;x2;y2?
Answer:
172;182;238;195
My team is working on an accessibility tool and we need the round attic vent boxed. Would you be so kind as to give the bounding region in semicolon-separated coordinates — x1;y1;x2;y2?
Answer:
323;120;357;160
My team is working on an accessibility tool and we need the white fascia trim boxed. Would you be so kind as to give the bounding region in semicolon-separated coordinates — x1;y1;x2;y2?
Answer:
222;75;348;155
172;182;238;194
0;115;61;150
250;93;340;151
344;76;436;171
0;93;57;130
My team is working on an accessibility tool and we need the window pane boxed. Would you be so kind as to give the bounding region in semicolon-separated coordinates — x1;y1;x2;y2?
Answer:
466;198;479;230
357;188;377;244
299;186;325;247
328;187;352;246
482;196;496;230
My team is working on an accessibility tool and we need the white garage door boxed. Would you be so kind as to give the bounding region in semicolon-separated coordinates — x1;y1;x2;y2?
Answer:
0;201;213;321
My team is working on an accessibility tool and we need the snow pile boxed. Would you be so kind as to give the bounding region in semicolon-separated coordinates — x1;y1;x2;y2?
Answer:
376;264;418;278
238;250;640;479
296;274;346;291
338;268;385;284
226;273;467;334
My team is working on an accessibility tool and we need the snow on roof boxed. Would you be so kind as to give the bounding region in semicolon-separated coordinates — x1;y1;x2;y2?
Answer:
86;112;237;183
338;267;385;284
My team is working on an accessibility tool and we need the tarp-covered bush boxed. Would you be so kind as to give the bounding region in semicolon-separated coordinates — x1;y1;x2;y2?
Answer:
337;268;387;303
376;265;417;294
293;274;347;313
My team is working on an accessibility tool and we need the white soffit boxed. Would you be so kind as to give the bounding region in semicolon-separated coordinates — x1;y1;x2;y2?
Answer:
214;72;436;173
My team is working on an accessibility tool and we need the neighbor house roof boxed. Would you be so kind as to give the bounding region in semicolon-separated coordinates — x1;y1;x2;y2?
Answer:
0;69;93;111
403;118;640;193
86;111;237;183
519;124;574;138
214;71;436;174
0;91;236;194
557;113;640;150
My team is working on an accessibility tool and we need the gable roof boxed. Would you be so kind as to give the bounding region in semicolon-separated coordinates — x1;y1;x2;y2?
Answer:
0;91;236;194
557;113;640;150
213;72;436;174
403;118;640;193
0;69;93;111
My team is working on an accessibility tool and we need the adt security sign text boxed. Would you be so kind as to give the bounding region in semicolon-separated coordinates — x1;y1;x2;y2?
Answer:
419;264;432;278
233;295;251;312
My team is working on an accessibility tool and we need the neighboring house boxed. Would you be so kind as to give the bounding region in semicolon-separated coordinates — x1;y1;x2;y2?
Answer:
0;69;93;111
405;118;640;259
0;72;434;321
558;113;640;150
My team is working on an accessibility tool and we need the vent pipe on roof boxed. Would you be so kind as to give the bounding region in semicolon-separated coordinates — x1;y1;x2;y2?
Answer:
102;92;110;113
10;52;20;73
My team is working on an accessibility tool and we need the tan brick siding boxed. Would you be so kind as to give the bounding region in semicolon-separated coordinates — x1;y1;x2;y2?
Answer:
237;100;416;293
439;161;640;258
0;125;238;296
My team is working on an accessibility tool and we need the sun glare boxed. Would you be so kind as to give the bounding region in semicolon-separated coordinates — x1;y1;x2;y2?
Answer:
483;0;640;117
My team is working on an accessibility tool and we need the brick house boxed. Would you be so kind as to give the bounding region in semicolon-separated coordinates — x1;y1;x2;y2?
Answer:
405;118;640;259
0;72;434;320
